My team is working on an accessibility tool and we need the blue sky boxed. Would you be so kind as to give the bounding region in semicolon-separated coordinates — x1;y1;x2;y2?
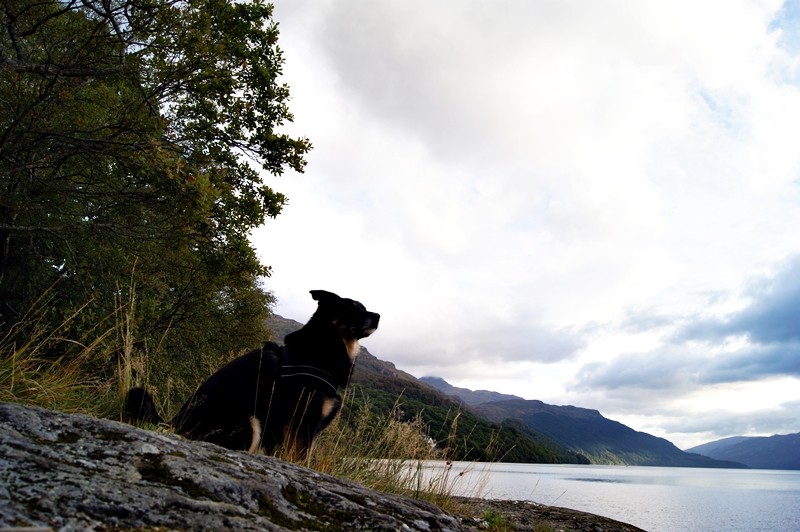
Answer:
254;0;800;448
772;0;800;52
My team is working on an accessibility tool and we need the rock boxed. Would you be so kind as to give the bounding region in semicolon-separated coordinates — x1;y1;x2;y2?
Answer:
0;402;461;531
456;498;647;532
0;403;644;531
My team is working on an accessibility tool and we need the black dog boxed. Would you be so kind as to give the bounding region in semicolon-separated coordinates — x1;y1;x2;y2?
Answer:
125;290;379;458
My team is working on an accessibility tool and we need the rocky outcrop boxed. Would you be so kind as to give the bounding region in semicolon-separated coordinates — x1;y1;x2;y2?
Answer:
0;402;463;531
0;402;644;531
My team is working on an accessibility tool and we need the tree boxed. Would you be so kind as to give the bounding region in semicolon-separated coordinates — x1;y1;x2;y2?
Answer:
0;0;310;393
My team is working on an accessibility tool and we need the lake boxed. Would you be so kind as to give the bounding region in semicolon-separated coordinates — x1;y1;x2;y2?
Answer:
419;461;800;531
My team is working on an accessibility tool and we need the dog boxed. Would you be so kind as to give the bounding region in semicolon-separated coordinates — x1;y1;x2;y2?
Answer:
124;290;379;458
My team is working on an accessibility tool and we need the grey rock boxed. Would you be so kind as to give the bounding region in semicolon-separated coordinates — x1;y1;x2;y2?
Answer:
0;402;464;531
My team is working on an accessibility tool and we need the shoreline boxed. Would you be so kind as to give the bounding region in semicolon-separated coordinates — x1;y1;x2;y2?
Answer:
453;496;646;531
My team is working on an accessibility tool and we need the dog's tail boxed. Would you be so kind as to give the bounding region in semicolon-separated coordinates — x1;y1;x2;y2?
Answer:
124;387;164;425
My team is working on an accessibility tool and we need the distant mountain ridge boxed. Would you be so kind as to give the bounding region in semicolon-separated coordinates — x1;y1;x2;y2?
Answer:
419;376;523;405
686;433;800;470
425;378;746;468
684;436;750;454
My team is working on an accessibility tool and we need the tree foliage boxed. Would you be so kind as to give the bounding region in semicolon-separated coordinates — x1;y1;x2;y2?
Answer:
0;0;310;393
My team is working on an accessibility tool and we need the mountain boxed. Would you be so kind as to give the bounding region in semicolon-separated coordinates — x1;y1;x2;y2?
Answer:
265;316;742;468
264;313;304;342
686;433;800;470
472;399;745;467
426;377;746;468
419;376;523;405
349;352;590;464
265;315;588;464
684;436;750;455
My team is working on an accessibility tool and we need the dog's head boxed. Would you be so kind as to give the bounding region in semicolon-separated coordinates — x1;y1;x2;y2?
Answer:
310;290;380;340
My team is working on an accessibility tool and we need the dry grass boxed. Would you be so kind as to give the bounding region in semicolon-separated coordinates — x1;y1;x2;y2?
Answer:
305;395;439;484
2;289;488;513
0;292;118;416
281;392;491;513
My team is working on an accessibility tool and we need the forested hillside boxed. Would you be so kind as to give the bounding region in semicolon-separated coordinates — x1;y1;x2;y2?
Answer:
425;378;746;468
351;352;589;464
471;399;744;467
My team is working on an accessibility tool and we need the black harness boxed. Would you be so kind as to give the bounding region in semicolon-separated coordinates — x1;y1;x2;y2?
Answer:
279;365;339;395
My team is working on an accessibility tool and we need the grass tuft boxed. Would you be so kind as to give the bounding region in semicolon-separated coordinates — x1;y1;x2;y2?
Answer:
482;509;515;531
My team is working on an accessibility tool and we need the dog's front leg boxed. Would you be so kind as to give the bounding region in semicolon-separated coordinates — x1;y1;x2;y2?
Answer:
248;416;262;453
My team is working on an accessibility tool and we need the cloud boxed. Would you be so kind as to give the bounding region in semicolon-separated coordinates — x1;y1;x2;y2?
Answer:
682;257;800;383
701;343;800;383
263;0;800;445
661;399;800;444
575;255;800;398
573;347;698;393
373;303;587;371
682;256;800;344
271;0;800;324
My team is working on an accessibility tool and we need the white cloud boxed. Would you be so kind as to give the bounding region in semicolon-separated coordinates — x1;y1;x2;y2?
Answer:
258;0;800;447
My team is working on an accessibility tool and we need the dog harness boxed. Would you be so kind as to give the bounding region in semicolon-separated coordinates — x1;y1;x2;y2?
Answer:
279;365;339;395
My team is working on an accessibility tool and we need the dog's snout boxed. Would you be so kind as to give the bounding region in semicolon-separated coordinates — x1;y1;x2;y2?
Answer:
351;312;380;339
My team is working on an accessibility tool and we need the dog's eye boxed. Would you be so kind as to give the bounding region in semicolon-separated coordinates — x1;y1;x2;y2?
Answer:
352;301;366;311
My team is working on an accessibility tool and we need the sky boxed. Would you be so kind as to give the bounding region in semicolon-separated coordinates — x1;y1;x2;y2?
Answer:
253;0;800;450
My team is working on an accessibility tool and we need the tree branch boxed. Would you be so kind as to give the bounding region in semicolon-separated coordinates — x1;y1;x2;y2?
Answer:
1;58;123;77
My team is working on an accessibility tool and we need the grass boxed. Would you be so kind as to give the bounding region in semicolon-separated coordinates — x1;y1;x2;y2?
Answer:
482;509;515;531
265;388;491;513
0;290;493;517
0;292;118;416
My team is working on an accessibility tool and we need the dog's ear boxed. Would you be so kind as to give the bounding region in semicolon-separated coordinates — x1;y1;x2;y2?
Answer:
310;290;341;304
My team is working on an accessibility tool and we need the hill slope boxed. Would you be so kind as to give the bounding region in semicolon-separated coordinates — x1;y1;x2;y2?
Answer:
684;436;750;454
472;399;744;467
265;315;587;464
424;378;746;468
352;352;589;463
686;433;800;470
420;376;523;405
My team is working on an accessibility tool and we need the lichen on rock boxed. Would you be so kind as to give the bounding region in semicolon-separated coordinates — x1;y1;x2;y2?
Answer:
0;403;644;531
0;403;461;531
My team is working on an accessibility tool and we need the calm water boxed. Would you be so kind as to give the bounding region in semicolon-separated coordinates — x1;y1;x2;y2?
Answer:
420;461;800;531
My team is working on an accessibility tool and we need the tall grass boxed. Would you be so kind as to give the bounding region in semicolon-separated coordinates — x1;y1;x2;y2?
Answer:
114;283;162;414
295;390;489;511
0;290;118;415
306;393;439;483
1;290;489;511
